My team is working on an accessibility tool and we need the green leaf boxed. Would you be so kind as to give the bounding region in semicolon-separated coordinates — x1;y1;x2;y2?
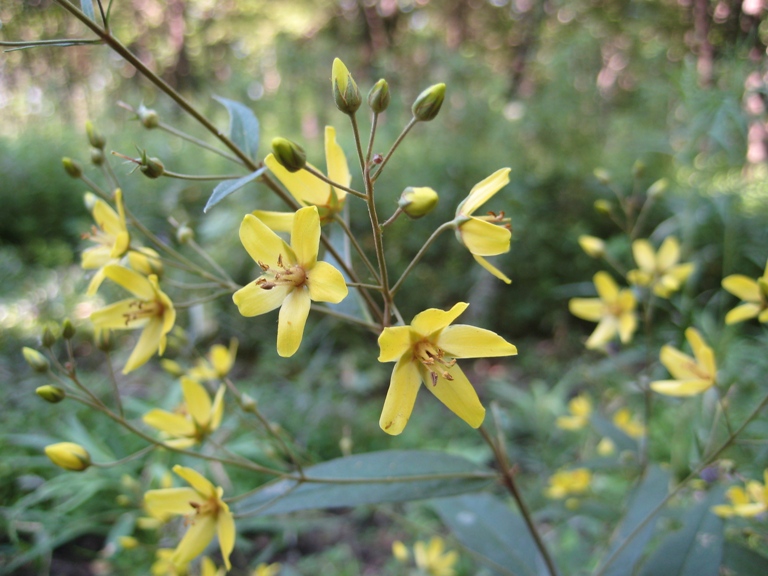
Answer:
203;166;266;213
431;493;542;576
234;450;493;516
638;486;725;576
722;541;768;575
213;96;260;159
596;465;670;576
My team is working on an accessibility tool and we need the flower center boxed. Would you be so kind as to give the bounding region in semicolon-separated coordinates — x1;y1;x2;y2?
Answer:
413;339;456;386
122;300;163;326
188;495;221;520
256;254;307;290
476;210;512;229
83;225;114;247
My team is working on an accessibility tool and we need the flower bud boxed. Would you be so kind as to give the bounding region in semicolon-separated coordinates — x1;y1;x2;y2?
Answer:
398;187;439;219
593;168;611;185
62;158;82;179
86;121;106;149
23;347;50;373
647;178;668;199
367;79;390;113
36;385;66;403
241;392;258;412
139;152;165;179
94;328;113;352
594;199;612;215
118;536;139;550
412;83;446;122
42;326;57;348
632;160;645;178
160;359;185;377
44;442;92;471
271;137;307;172
62;319;76;340
138;105;159;129
176;225;194;244
332;58;362;115
90;148;105;166
578;235;605;259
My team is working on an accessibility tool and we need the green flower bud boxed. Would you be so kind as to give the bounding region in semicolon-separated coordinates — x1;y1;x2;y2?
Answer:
412;83;446;122
271;137;307;172
367;79;390;113
36;385;66;403
398;187;439;219
23;347;50;373
332;58;362;115
138;105;159;129
139;151;165;179
647;178;668;199
594;199;612;215
593;168;611;185
62;319;76;340
42;326;57;348
85;121;106;149
45;442;91;471
176;225;194;244
90;148;105;166
62;158;82;179
241;392;257;413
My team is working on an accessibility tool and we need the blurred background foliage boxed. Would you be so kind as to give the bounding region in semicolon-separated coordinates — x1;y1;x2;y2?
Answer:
3;0;768;574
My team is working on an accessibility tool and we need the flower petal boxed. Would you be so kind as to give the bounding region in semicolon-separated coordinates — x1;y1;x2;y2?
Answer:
210;385;226;431
144;487;201;518
722;275;761;303
123;318;164;373
377;326;413;363
631;239;656;273
239;213;295;269
458;218;511;256
325;126;351;200
291;206;320;268
657;236;680;270
276;287;311;357
265;153;329;206
91;299;149;330
379;355;421;435
458;168;511;216
92;198;122;235
585;317;617;349
686;328;716;380
568;298;603;322
82;246;112;270
104;265;155;300
594;271;619;302
618;311;637;343
660;345;699;381
725;303;761;324
437;325;517;358
251;210;295;233
420;363;485;429
472;255;512;284
411;302;469;337
650;379;712;396
173;465;216;497
307;261;348;303
143;409;196;437
181;377;212;427
217;506;236;570
86;267;108;296
233;283;291;317
172;513;217;567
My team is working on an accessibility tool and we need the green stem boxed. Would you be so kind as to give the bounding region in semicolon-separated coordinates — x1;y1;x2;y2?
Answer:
104;350;123;418
302;165;366;199
310;304;380;332
333;214;380;282
370;117;418;183
162;170;245;181
92;445;155;468
392;222;452;296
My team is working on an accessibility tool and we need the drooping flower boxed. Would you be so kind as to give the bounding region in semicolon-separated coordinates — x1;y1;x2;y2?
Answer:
569;271;637;350
143;377;225;448
262;126;351;229
545;468;592;499
90;265;176;373
627;237;695;298
451;168;512;283
712;470;768;518
650;327;716;396
188;339;239;382
377;302;517;435
413;537;458;576
612;408;644;439
556;395;592;431
722;259;768;324
81;190;130;295
144;465;235;570
233;206;348;357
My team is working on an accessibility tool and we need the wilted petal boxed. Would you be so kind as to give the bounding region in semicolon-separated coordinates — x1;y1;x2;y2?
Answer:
182;377;212;426
379;356;421;435
239;214;295;270
458;218;511;256
657;237;680;270
473;255;511;284
143;409;196;437
722;275;761;303
632;240;656;273
569;298;603;322
459;168;511;216
725;303;761;324
233;283;291;317
307;261;348;303
217;507;236;570
291;206;320;268
411;302;469;337
104;265;155;300
377;326;413;362
650;379;712;396
276;287;311;357
123;318;164;374
144;487;201;517
420;363;485;429
172;514;216;567
265;153;329;206
438;325;517;358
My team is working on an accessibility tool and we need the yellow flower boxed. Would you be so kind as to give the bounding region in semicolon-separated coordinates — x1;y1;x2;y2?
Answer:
722;259;768;324
452;168;512;284
44;442;91;471
413;537;458;576
262;126;350;229
578;235;606;259
569;271;637;349
251;563;281;576
545;468;592;499
650;327;716;396
627;237;695;298
81;190;130;295
151;548;187;576
377;302;517;435
144;465;235;570
612;408;644;438
188;339;239;381
556;395;592;431
90;265;176;373
713;470;768;518
597;437;616;456
143;377;225;448
201;557;226;576
392;540;410;563
233;206;348;357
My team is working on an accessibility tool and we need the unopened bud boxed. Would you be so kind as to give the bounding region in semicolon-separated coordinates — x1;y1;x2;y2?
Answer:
367;79;390;113
42;326;57;348
647;178;668;199
593;168;611;185
90;148;105;166
271;138;306;172
332;58;362;115
138;105;159;129
594;199;612;215
176;225;194;244
62;158;82;179
412;83;446;122
62;319;76;340
160;359;185;377
398;187;439;219
139;152;165;179
45;442;92;471
632;160;645;178
23;347;50;373
36;385;66;403
578;235;606;259
86;121;106;149
241;392;257;413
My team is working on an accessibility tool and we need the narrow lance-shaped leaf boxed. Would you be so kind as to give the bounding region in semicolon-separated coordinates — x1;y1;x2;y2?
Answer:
213;96;260;159
203;166;267;213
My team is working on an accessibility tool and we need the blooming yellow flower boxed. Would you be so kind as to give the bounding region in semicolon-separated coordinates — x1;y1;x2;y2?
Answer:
143;377;225;448
612;408;644;439
188;339;239;382
144;465;235;570
90;265;176;373
414;537;459;576
262;126;350;229
377;302;517;435
233;206;348;357
452;168;512;284
556;395;592;431
627;237;695;298
569;271;637;349
545;468;592;499
713;470;768;518
650;327;716;396
722;259;768;324
251;563;281;576
81;190;130;295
